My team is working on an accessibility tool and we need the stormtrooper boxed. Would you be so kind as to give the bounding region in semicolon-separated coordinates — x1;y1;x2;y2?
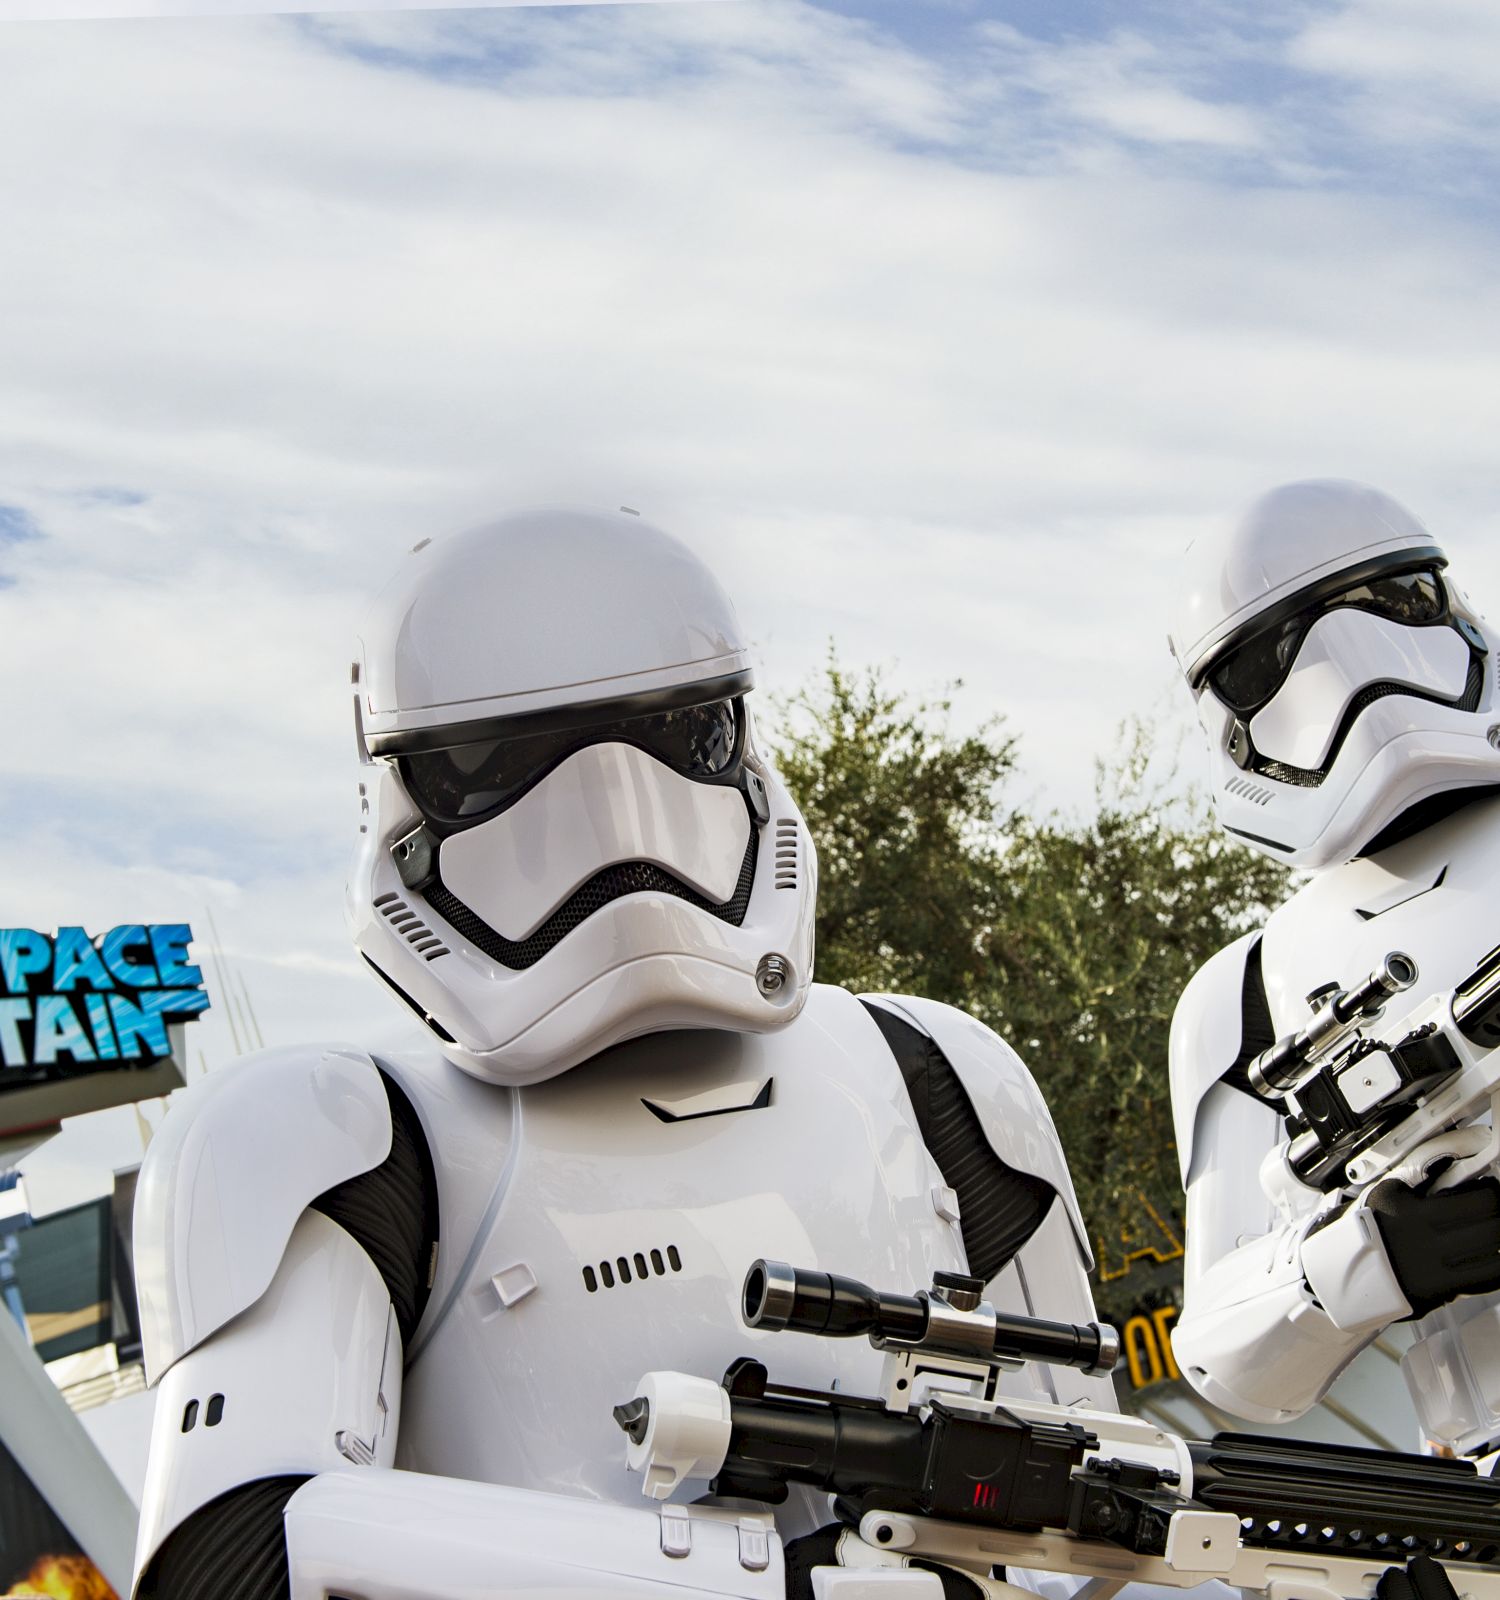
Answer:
1167;480;1500;1453
128;509;1121;1600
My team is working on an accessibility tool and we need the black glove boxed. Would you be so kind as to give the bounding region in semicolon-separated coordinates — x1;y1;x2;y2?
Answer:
1376;1553;1459;1600
1367;1175;1500;1319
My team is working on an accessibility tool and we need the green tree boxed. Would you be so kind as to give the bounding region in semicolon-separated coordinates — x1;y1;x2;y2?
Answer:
767;657;1290;1294
990;724;1290;1279
769;652;1015;1011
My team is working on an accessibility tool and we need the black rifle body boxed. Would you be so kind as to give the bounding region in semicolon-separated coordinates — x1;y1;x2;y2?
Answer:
711;1372;1500;1568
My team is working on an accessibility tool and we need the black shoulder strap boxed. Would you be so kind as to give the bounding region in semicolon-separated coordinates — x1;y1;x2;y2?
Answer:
1217;939;1277;1104
860;1000;1055;1283
311;1069;439;1349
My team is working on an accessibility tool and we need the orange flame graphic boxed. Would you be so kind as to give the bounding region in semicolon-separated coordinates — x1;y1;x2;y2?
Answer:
1;1554;118;1600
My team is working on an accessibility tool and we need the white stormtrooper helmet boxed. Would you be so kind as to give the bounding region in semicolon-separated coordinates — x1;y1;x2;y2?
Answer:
1171;480;1499;870
346;508;816;1085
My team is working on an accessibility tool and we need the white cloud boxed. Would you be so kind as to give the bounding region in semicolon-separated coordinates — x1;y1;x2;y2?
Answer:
977;25;1266;152
2;1;1499;1049
1281;0;1500;163
1290;0;1500;108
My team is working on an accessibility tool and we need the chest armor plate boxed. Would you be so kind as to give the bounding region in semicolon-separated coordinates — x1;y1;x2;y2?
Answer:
394;987;970;1512
1262;797;1500;1036
1261;798;1500;1450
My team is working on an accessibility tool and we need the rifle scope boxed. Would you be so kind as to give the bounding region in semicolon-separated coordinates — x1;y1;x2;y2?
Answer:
1248;950;1418;1100
743;1260;1120;1377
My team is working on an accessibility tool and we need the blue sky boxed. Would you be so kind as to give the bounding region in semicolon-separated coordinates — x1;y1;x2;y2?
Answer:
0;506;36;587
301;1;1500;205
1;0;1498;1063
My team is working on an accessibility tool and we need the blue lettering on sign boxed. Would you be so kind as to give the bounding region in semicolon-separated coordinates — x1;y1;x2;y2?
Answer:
0;924;211;1081
52;926;113;992
0;930;50;994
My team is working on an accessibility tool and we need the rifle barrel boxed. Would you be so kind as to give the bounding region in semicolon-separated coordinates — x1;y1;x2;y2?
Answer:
1189;1432;1500;1565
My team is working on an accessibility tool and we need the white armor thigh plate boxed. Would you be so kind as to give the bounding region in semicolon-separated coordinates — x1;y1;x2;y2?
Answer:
392;986;979;1523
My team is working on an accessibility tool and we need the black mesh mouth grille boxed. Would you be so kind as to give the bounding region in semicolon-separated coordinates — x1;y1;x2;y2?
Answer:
1251;653;1484;789
420;829;759;971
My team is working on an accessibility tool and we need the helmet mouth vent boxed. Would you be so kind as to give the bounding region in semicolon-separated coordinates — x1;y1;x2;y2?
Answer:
419;830;758;971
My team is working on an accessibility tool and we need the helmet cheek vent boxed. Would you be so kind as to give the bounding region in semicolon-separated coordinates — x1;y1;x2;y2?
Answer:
374;893;450;960
773;819;800;891
1223;776;1275;807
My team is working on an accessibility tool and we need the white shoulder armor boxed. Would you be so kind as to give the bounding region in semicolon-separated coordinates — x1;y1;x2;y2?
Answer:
133;1043;392;1383
863;994;1092;1269
1168;930;1259;1186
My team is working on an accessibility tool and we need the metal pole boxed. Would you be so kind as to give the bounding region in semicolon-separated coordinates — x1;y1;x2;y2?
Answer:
202;905;244;1057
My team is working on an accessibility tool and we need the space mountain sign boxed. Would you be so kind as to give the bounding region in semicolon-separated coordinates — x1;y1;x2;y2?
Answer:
0;924;210;1136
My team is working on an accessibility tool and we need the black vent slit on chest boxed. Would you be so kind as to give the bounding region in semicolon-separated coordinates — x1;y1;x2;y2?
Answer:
582;1244;683;1292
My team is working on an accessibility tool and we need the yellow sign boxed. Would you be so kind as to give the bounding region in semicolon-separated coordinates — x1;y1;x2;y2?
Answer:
1096;1193;1184;1284
1122;1305;1181;1390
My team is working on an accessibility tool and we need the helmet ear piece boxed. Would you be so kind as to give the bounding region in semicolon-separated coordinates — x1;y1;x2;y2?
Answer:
1225;720;1252;770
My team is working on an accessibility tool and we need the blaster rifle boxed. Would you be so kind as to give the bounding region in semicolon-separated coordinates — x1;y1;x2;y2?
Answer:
616;1261;1500;1598
1245;942;1500;1196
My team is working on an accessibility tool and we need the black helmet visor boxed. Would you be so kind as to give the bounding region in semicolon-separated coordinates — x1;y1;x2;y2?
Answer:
394;691;745;826
1205;563;1450;718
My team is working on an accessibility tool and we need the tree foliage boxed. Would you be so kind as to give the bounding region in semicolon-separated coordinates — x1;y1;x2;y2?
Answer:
766;655;1290;1277
989;727;1290;1270
769;653;1015;1011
